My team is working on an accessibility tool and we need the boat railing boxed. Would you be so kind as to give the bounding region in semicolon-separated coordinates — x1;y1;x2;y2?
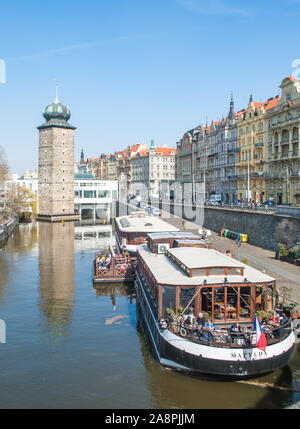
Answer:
163;318;293;348
94;252;137;279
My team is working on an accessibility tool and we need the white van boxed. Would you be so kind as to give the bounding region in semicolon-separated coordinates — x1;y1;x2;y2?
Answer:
208;195;222;205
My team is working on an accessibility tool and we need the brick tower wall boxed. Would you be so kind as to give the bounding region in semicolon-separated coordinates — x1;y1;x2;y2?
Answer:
38;127;75;218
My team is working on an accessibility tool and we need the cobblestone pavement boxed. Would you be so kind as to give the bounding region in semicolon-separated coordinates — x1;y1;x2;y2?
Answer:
160;210;300;308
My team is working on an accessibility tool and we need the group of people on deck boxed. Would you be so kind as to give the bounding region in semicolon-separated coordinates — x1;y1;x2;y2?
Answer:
163;308;291;345
260;310;290;338
96;254;111;270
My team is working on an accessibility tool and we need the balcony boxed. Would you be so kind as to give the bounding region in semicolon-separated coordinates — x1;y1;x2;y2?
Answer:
208;152;217;158
228;147;241;153
254;142;264;148
251;172;264;178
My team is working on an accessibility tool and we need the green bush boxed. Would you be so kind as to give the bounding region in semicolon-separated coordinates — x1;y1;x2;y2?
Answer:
256;310;268;321
278;243;288;257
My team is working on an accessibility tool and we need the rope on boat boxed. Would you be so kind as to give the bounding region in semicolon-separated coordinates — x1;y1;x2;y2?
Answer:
237;379;300;394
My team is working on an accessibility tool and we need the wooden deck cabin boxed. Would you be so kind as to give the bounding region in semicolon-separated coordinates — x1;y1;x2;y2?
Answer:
93;244;136;284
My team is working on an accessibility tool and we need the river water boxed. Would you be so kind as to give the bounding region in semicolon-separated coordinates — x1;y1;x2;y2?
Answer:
0;221;299;409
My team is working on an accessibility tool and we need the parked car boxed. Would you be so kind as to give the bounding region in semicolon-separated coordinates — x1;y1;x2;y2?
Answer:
151;208;161;216
262;200;275;206
206;200;220;206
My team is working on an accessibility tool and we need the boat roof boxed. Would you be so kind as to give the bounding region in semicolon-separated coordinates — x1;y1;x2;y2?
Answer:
174;239;206;245
115;214;179;233
137;245;275;286
169;247;242;269
147;231;200;240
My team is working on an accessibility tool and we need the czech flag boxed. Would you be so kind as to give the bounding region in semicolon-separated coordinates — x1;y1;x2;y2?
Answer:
255;316;267;352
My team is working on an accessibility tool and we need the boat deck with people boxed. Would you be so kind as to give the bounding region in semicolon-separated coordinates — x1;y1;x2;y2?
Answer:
93;244;136;284
135;232;297;378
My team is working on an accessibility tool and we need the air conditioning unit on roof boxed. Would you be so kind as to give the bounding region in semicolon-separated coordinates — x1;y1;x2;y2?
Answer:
157;243;170;254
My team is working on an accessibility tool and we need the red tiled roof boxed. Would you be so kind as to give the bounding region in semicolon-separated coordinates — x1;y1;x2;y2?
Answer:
155;147;177;155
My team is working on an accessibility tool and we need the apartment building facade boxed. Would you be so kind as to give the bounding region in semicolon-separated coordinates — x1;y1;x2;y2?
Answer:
131;141;176;198
236;95;280;203
264;76;300;204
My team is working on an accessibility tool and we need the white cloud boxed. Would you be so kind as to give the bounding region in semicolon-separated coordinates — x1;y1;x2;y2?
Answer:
7;36;135;62
176;0;250;16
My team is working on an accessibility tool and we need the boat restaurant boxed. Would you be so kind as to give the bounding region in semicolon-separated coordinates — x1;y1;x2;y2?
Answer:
137;244;276;324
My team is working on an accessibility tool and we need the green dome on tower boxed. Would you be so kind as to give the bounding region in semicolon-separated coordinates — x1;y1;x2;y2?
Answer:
37;86;76;130
43;99;71;122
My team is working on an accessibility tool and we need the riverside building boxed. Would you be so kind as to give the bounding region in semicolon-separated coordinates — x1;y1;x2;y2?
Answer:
131;140;176;199
236;94;280;203
176;96;238;202
265;76;300;205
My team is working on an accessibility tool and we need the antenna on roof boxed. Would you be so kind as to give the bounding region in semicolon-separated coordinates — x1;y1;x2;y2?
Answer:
54;81;59;104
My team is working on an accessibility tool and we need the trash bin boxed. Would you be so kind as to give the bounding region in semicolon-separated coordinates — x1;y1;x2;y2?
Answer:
224;229;229;238
240;234;248;242
275;250;280;260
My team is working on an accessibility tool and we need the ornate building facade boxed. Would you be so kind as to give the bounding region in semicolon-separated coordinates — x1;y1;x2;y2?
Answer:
236;95;280;203
131;140;176;198
265;76;300;204
176;97;238;202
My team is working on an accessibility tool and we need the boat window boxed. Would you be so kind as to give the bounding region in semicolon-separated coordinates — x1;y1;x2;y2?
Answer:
213;287;225;321
226;287;238;320
162;286;176;317
239;286;251;318
192;269;206;276
180;288;195;313
209;268;225;275
227;268;241;275
255;286;265;312
201;288;212;320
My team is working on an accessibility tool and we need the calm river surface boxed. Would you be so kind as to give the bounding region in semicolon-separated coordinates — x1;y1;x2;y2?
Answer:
0;221;299;409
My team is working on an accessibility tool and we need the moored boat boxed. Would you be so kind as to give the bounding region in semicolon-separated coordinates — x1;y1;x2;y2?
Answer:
115;211;180;255
135;233;296;378
93;244;136;284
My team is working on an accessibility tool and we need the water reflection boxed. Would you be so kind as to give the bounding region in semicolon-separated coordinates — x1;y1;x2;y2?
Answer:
94;283;136;324
5;222;38;254
0;252;9;302
38;222;75;341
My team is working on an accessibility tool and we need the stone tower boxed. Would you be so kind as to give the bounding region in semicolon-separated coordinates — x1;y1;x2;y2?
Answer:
37;90;79;221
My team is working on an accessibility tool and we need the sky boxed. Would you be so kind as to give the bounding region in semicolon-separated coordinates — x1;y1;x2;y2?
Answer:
1;0;300;174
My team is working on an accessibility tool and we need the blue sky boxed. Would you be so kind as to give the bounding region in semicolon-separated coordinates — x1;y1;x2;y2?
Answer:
1;0;300;173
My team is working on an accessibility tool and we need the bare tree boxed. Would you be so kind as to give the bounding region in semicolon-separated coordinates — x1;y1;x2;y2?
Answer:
0;146;9;222
3;183;37;219
0;146;9;185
